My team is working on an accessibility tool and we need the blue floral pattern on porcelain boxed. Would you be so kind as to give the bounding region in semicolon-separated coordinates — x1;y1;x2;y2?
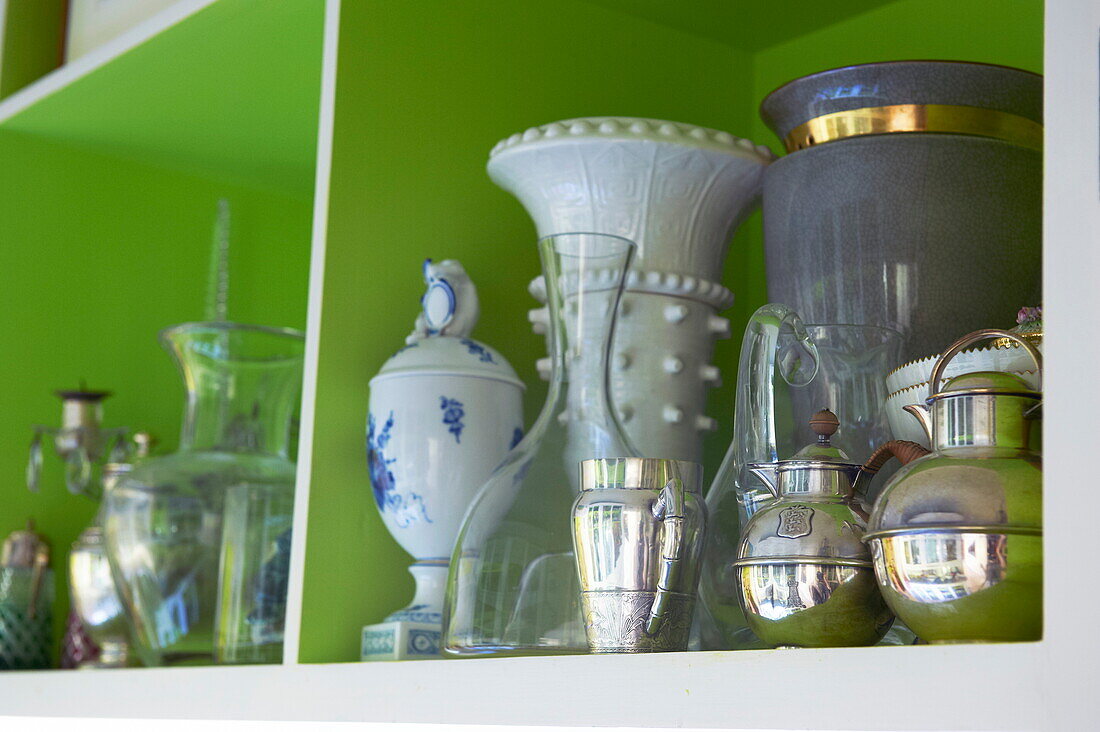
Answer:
367;412;396;509
460;338;495;363
387;603;443;624
368;411;433;527
510;427;524;450
440;397;465;443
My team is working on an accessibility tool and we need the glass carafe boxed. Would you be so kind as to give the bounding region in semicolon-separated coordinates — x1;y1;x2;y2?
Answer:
104;323;303;666
443;233;637;657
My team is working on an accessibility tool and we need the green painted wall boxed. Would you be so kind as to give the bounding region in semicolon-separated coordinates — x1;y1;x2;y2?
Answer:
0;133;312;662
300;0;752;663
1;0;324;199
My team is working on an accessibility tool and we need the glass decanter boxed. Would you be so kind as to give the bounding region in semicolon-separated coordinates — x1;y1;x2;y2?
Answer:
443;233;637;657
104;322;304;666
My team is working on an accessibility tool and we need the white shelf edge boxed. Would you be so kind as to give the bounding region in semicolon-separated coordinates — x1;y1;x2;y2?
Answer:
283;0;341;666
0;644;1053;729
0;0;218;126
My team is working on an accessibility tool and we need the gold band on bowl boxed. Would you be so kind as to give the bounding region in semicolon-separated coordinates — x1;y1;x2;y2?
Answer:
783;104;1043;153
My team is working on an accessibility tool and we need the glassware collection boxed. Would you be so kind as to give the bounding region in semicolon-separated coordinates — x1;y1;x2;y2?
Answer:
0;59;1044;671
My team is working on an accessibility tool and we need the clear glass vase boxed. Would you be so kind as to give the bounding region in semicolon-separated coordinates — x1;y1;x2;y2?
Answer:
443;233;637;657
104;322;304;666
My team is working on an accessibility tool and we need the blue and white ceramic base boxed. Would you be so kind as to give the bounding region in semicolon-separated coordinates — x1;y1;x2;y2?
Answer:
361;620;441;661
360;564;445;662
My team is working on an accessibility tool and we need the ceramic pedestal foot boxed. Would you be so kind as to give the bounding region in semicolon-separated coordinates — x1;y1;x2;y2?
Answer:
360;563;445;661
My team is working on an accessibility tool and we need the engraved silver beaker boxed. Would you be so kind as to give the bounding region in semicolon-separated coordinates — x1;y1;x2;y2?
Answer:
572;458;706;653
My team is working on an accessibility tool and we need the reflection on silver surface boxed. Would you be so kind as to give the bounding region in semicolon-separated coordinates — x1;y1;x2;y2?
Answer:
870;532;1007;604
737;561;892;647
740;562;865;618
866;530;1042;643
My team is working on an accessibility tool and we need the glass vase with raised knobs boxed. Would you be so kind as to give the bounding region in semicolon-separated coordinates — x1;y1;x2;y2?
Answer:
443;232;638;657
103;322;304;666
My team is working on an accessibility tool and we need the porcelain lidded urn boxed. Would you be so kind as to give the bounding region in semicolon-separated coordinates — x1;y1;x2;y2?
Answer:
363;259;525;661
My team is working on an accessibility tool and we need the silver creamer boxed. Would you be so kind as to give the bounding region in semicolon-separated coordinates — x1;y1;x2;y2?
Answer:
572;458;706;652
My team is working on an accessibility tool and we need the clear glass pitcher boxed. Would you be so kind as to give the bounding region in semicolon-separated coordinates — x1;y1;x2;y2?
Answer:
104;322;303;666
697;303;817;650
443;233;637;657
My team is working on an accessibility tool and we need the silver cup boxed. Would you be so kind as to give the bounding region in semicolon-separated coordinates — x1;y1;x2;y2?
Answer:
572;458;706;652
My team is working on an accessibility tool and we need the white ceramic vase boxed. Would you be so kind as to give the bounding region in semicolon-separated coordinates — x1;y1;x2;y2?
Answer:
488;117;772;463
363;260;524;660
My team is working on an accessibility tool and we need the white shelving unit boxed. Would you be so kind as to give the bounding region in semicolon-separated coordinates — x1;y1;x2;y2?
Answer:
0;0;1096;728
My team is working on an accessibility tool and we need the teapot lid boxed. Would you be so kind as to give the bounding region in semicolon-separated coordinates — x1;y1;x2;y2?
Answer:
934;370;1040;400
776;409;862;478
786;409;855;465
371;259;524;388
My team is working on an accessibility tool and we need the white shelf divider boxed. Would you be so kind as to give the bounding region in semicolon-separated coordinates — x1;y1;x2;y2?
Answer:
283;0;341;666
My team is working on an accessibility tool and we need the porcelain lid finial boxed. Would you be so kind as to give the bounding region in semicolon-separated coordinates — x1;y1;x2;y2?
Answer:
408;259;480;344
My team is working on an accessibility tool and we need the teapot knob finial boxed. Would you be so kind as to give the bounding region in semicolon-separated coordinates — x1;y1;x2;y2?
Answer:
809;409;839;444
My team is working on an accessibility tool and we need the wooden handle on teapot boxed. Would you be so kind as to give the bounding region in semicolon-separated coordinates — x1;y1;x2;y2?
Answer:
846;441;931;520
862;440;931;474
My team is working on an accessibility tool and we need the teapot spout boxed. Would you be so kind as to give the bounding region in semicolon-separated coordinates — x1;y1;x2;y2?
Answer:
903;403;933;443
746;462;779;499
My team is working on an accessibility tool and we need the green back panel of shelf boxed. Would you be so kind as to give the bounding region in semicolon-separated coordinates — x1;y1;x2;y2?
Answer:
301;0;753;663
0;134;312;662
302;0;1043;662
0;0;66;98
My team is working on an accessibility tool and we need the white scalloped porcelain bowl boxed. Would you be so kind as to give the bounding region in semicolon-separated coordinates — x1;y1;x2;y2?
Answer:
886;342;1043;395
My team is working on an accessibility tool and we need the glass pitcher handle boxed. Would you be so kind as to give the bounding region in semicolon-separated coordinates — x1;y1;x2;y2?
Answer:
646;477;686;637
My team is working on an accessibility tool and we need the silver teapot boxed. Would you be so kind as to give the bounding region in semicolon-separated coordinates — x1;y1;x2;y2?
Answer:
572;458;706;653
734;410;927;648
864;329;1042;643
